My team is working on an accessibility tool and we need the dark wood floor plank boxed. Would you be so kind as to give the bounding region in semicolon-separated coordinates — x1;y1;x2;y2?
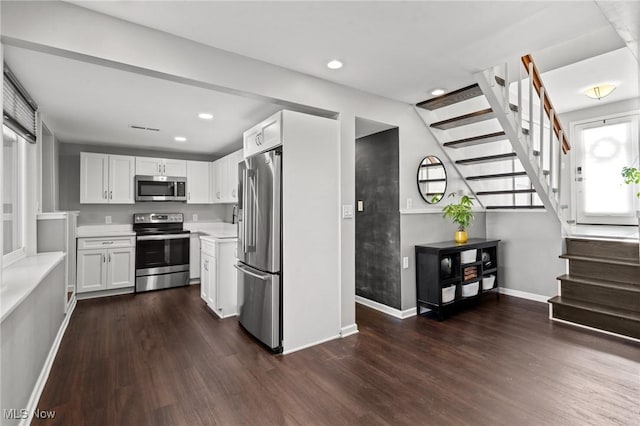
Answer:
32;285;640;426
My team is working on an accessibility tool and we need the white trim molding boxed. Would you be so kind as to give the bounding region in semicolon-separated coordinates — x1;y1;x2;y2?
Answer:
340;324;359;338
355;296;417;319
498;287;549;303
20;297;76;426
282;334;341;355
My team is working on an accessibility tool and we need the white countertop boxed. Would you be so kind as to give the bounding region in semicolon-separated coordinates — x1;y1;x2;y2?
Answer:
1;252;66;322
76;224;135;238
185;222;237;239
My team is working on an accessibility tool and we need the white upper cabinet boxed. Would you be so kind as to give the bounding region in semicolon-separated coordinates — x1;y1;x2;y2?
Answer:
80;152;134;204
211;149;243;204
243;111;282;157
186;160;212;204
135;157;186;177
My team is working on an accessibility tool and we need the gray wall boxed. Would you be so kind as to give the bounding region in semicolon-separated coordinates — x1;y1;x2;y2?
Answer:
1;261;65;425
401;212;487;310
486;211;564;297
355;128;401;309
41;125;59;213
58;142;233;225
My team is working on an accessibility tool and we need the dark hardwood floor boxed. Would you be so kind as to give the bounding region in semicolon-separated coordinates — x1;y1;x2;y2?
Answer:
34;286;639;425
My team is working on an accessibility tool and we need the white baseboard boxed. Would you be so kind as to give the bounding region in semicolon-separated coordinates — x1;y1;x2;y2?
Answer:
355;296;417;319
76;287;134;300
20;297;76;426
340;324;359;338
282;333;341;355
550;316;640;343
498;287;549;303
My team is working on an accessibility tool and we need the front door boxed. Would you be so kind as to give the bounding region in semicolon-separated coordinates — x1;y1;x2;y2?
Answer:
575;114;639;225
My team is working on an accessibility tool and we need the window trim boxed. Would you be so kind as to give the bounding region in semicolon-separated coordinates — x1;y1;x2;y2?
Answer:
3;125;27;268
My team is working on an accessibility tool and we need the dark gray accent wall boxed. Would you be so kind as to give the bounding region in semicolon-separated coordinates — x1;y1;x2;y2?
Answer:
58;142;234;225
356;128;401;309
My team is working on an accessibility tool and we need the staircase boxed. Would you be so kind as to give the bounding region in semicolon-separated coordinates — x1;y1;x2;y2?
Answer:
414;55;568;216
549;238;640;340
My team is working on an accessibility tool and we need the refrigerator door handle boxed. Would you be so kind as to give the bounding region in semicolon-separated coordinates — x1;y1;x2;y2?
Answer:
234;264;269;281
242;169;248;254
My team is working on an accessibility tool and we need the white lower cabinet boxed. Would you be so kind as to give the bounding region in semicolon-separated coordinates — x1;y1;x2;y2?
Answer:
200;237;237;318
77;237;135;294
190;234;201;280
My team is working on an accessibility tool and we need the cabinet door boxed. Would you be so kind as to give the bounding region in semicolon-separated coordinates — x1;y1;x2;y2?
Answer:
200;256;208;302
261;115;282;148
107;247;135;289
163;159;187;177
186;161;212;204
108;155;135;204
135;157;163;176
218;241;238;316
77;249;107;293
190;235;201;279
215;157;229;202
80;153;109;204
227;150;243;202
203;253;217;309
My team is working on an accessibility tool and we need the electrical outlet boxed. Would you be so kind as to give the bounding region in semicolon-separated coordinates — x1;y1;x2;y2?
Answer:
105;216;112;224
402;257;409;269
357;200;364;212
406;198;413;209
192;214;198;222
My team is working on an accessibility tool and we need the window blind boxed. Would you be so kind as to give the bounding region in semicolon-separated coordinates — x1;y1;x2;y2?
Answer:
3;65;37;144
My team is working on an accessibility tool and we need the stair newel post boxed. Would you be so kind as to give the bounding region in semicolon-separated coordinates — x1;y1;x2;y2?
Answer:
549;108;556;191
528;62;535;158
539;87;546;176
517;62;523;136
556;129;564;205
503;62;510;112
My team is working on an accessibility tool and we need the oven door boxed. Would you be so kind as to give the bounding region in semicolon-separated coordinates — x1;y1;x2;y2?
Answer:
136;233;190;276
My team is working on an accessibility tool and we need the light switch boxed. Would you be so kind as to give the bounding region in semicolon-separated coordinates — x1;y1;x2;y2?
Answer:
342;205;354;219
105;216;112;224
402;257;409;269
406;198;413;209
192;214;198;222
357;200;364;212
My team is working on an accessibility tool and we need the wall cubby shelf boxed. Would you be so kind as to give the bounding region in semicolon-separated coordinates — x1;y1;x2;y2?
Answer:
415;239;500;320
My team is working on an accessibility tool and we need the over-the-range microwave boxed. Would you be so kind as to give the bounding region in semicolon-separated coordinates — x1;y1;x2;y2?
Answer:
134;175;187;202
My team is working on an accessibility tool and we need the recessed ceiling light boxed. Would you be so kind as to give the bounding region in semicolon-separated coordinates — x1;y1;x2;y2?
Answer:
198;113;214;120
174;136;187;142
327;60;343;70
431;89;446;96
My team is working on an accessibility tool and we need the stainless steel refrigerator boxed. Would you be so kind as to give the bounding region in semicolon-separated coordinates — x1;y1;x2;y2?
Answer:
235;146;282;352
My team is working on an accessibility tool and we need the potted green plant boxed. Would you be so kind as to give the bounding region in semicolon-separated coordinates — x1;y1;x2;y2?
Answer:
442;193;475;243
621;166;640;198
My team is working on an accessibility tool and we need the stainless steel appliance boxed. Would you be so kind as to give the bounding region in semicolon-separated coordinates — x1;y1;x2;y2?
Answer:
135;175;187;202
134;213;190;292
236;147;282;352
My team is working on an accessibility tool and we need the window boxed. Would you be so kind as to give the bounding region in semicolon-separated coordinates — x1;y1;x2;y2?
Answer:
3;125;25;265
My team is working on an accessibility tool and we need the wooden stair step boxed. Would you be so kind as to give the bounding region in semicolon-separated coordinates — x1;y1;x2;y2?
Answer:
456;152;517;165
416;83;483;110
485;205;545;210
559;254;639;267
558;274;640;312
431;105;520;130
549;295;640;339
561;255;639;285
467;171;528;181
566;238;639;264
476;189;536;196
443;131;507;148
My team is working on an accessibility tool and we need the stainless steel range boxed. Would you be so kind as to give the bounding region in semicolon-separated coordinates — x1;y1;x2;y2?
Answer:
134;213;190;292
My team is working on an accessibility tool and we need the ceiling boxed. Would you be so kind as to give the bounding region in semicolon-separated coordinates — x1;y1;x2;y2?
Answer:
3;46;281;154
4;1;637;154
71;0;628;104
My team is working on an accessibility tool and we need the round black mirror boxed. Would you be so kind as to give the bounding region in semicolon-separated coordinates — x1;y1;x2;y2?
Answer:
417;156;447;204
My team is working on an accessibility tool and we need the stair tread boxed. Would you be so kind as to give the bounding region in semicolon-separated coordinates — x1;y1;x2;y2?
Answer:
467;171;528;180
443;131;507;148
456;152;517;164
557;274;640;292
559;254;640;267
416;83;483;110
485;205;545;210
431;108;495;130
477;189;536;195
548;296;640;322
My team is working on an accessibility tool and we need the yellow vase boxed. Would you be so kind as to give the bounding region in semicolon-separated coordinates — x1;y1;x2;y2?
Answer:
455;230;468;244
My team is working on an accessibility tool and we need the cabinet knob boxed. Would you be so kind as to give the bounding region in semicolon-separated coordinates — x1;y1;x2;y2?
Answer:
109;190;113;200
104;190;108;199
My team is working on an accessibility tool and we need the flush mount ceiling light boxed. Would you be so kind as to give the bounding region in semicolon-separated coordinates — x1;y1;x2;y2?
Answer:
198;113;214;120
584;84;616;100
174;136;187;142
431;88;446;96
327;60;343;70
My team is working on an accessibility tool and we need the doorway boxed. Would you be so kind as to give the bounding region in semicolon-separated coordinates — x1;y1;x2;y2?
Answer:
574;113;639;225
354;118;400;310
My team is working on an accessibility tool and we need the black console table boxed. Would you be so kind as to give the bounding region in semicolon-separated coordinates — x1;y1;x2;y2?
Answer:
415;239;500;320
